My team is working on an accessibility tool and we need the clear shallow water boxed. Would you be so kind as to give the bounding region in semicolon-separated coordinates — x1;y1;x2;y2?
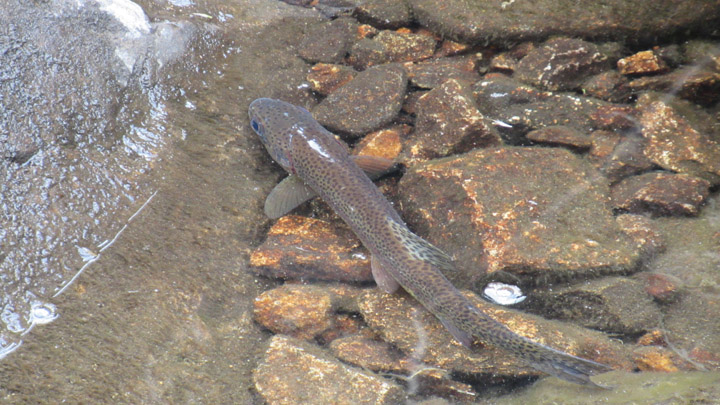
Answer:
1;0;719;403
1;0;318;402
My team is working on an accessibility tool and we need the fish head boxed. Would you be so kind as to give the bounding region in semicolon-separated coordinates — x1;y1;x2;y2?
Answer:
248;98;314;174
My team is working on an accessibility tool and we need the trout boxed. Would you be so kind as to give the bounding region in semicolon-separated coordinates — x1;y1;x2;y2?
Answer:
248;98;612;386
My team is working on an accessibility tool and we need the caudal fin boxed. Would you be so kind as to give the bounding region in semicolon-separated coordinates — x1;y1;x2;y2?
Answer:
528;342;613;387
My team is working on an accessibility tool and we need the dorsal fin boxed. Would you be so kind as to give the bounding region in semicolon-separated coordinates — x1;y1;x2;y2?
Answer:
385;218;456;274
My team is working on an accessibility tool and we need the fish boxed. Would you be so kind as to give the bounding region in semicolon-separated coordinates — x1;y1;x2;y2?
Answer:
248;97;613;387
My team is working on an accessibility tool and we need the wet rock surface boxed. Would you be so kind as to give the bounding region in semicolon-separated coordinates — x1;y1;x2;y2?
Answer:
617;50;669;75
615;214;666;259
399;147;639;285
253;283;365;340
406;78;501;160
404;55;480;89
588;131;656;183
610;172;711;216
352;0;412;29
526;125;592;151
529;276;662;335
407;0;720;45
1;0;194;360
306;63;357;95
515;38;608;91
253;335;405;404
582;71;632;103
298;17;358;64
358;289;632;376
250;215;373;282
637;95;720;185
472;75;611;144
4;0;720;402
494;371;720;404
347;29;437;70
313;63;408;138
629;68;720;106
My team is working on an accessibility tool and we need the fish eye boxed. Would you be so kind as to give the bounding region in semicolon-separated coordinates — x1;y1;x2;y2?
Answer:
250;119;266;141
250;119;261;133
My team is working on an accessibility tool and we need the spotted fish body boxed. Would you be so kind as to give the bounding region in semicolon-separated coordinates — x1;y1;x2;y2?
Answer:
248;98;612;386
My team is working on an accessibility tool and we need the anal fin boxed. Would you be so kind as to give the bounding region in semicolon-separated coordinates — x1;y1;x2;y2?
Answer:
371;255;400;294
439;317;474;348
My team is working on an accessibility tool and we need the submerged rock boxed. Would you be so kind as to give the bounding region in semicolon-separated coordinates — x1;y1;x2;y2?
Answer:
637;95;720;185
588;131;655;184
253;335;405;404
347;30;437;70
493;371;720;404
472;75;611;144
617;50;669;75
629;68;720;106
313;63;407;138
353;0;413;29
399;147;640;285
250;215;373;282
407;0;720;45
526;125;592;151
253;283;366;340
582;71;632;103
298;17;359;64
615;214;666;260
358;289;632;378
306;63;358;96
529;276;662;335
406;78;500;160
515;38;609;91
610;172;711;216
404;55;480;89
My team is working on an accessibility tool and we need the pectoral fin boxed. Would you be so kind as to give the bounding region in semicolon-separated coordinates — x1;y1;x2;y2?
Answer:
371;255;400;293
264;157;396;219
264;175;317;219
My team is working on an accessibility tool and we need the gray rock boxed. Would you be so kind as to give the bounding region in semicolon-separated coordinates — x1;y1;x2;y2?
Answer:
347;30;437;70
253;335;405;404
399;147;640;285
610;172;711;216
407;0;720;46
298;17;359;64
405;55;481;89
405;78;500;160
472;76;610;144
637;94;720;185
515;38;609;91
629;68;720;106
358;289;632;377
526;125;592;151
493;371;720;404
582;71;632;103
353;0;413;29
529;277;662;335
588;131;655;184
313;63;407;138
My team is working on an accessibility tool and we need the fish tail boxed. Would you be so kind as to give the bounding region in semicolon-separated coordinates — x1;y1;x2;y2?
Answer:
518;337;613;387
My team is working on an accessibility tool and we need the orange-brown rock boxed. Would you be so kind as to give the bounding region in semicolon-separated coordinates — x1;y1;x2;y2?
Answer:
250;215;372;282
353;125;407;161
253;335;404;404
307;63;357;96
617;50;668;75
